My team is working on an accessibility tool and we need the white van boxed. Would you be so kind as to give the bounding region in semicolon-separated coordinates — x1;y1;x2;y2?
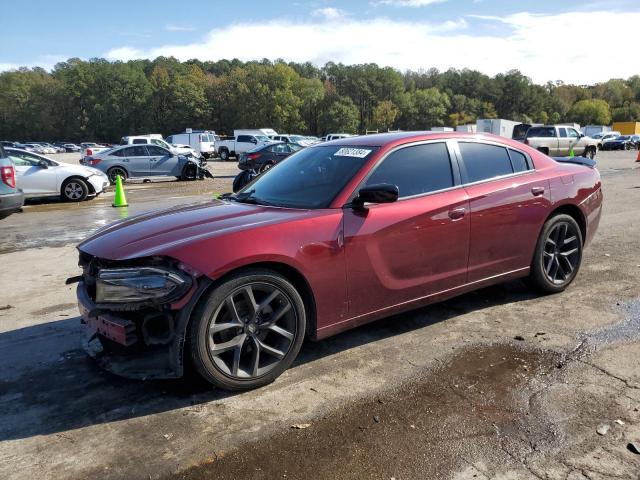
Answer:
234;128;278;138
120;135;198;158
166;130;218;159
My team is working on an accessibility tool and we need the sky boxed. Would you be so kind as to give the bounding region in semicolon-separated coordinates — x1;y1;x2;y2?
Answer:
1;0;639;85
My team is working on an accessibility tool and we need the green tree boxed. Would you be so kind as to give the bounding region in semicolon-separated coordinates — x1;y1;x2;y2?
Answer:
320;96;359;134
371;100;399;131
567;99;611;125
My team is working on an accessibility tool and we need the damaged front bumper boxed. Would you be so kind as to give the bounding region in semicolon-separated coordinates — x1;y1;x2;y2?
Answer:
76;270;211;380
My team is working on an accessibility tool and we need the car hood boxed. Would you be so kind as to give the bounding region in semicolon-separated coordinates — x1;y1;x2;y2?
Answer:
78;200;314;261
57;162;104;177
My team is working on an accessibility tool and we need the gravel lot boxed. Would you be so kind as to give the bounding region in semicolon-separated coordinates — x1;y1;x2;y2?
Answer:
0;150;639;480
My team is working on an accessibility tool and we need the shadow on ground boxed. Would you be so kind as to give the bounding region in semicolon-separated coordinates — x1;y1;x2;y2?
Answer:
0;280;536;442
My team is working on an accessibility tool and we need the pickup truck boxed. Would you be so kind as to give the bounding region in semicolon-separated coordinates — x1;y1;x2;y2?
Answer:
80;142;110;159
217;133;273;161
523;126;598;159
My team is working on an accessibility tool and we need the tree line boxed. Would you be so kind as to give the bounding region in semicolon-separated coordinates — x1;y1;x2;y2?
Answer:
1;57;639;142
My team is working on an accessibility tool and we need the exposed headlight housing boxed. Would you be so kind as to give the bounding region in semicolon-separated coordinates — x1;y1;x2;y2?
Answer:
95;267;191;304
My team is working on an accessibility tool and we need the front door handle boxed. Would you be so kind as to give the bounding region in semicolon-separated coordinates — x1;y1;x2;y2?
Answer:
531;186;545;196
448;207;466;220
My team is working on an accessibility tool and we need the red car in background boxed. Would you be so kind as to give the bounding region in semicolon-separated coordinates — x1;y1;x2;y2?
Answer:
74;132;602;390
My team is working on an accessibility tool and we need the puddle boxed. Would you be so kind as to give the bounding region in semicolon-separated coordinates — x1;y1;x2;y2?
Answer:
169;344;561;480
581;299;640;347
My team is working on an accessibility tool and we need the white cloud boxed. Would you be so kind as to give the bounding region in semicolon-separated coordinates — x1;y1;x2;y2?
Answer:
311;7;346;20
97;10;638;85
165;24;195;32
374;0;448;6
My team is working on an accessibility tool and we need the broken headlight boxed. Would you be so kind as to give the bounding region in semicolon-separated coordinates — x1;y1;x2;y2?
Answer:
95;267;190;304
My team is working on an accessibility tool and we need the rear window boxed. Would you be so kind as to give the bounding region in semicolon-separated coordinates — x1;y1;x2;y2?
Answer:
527;127;556;138
459;142;514;183
132;138;148;144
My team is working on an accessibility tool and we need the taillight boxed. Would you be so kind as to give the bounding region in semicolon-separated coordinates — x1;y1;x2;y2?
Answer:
524;139;529;145
86;157;101;165
1;165;16;188
247;153;262;161
86;148;93;156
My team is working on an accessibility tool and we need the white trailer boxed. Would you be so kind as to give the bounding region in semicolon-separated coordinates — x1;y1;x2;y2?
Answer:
582;125;611;137
234;129;278;138
430;127;454;132
455;124;477;133
476;119;520;138
166;129;218;158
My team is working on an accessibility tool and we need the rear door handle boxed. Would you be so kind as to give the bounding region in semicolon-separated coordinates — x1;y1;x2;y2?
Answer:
531;186;545;196
448;207;466;220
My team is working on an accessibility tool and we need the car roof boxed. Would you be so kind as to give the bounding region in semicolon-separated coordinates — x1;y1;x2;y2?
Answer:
325;131;520;148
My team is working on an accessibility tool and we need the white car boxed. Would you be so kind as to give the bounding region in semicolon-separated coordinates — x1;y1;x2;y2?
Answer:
5;148;109;201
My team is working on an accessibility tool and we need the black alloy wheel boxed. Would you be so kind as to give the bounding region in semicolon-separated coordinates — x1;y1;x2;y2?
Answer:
528;214;583;293
190;269;306;390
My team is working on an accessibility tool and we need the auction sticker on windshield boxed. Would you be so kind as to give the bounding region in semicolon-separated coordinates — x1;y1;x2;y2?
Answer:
334;148;372;158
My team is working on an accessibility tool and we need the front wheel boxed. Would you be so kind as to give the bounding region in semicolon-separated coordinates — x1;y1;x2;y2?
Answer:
584;147;596;159
61;178;89;202
219;150;229;161
527;214;583;294
189;269;306;390
107;167;128;185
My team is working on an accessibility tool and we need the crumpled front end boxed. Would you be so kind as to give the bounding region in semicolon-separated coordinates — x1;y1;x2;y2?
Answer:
74;250;211;380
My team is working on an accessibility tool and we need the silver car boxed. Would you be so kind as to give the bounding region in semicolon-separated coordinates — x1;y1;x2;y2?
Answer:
81;144;209;184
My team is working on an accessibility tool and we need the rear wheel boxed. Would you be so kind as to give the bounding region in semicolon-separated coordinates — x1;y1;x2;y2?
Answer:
189;269;306;391
219;149;229;161
527;214;583;294
107;167;128;185
61;178;88;202
584;147;596;159
537;147;549;156
259;161;275;174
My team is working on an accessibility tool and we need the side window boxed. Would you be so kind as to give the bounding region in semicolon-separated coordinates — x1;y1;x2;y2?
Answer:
124;146;147;157
567;128;579;138
110;149;124;157
165;136;173;143
365;143;454;198
508;149;531;173
9;154;38;167
147;145;169;156
559;128;567;138
132;139;147;144
237;135;251;143
459;142;513;183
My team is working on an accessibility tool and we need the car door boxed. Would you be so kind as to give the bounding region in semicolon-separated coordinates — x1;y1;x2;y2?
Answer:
455;141;551;283
146;145;179;176
343;141;470;319
566;128;582;154
7;151;58;195
123;145;150;177
557;128;571;155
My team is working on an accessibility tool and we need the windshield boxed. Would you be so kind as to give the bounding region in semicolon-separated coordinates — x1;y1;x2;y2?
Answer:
255;135;270;142
235;145;378;209
289;135;305;142
619;136;631;140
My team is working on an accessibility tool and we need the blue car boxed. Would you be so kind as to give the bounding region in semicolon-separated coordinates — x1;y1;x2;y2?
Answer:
0;145;24;219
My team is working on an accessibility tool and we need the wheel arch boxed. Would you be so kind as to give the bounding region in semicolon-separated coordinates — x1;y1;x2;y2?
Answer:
61;175;94;195
543;203;587;245
107;164;129;176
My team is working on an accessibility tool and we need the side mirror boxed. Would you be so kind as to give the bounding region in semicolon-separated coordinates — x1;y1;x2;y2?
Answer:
579;133;585;138
38;160;49;169
352;183;399;208
251;139;257;144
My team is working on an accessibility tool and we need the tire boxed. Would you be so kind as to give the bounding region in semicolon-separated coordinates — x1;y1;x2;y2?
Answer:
181;163;198;181
584;147;596;159
61;178;89;202
189;269;307;391
220;149;229;161
527;214;583;294
537;147;549;156
107;166;128;185
259;161;275;174
232;170;256;192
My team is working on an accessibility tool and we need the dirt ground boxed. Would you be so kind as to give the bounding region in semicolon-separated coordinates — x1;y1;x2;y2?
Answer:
0;151;639;480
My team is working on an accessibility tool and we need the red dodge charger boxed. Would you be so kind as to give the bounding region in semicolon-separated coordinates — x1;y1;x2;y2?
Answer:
74;132;602;390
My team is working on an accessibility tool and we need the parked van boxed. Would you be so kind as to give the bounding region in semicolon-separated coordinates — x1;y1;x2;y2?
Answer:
166;129;218;159
234;129;278;138
120;135;198;158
